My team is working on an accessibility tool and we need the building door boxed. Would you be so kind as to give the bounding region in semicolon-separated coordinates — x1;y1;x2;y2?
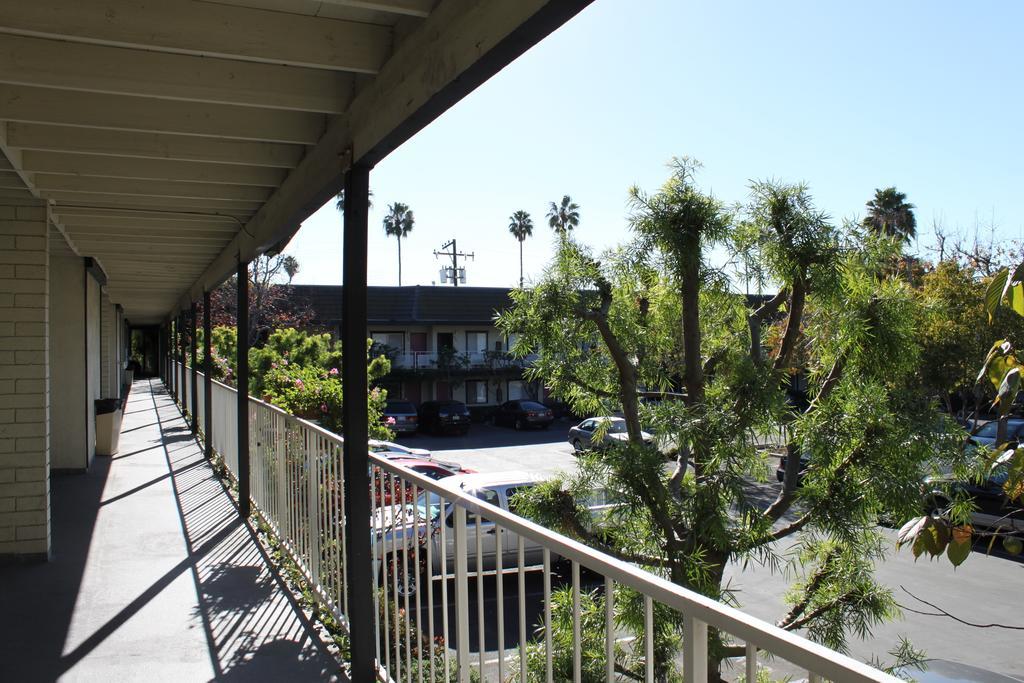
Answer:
410;332;427;352
437;332;454;351
404;381;422;405
436;381;451;401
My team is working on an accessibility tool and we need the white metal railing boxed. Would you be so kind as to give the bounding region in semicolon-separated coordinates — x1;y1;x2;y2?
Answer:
166;362;896;683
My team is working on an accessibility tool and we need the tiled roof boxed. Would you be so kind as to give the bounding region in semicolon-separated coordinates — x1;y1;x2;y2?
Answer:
286;285;515;326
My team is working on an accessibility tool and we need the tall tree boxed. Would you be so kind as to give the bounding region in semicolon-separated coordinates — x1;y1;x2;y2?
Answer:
508;209;534;288
546;195;580;237
281;255;300;284
500;159;948;678
863;186;917;243
334;188;374;212
383;202;415;286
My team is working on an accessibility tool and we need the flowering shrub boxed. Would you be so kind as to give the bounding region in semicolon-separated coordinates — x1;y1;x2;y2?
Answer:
262;364;346;431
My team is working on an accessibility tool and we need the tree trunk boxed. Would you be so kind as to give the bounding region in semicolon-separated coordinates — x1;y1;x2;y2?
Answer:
397;235;402;286
519;240;524;288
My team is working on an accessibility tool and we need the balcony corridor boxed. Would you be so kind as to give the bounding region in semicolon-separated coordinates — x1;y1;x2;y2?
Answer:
0;379;343;681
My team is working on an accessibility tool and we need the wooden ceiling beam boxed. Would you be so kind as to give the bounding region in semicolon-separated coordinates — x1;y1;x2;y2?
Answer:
34;174;271;202
0;84;326;144
6;123;304;168
40;191;264;214
0;34;353;113
0;0;392;73
21;151;287;187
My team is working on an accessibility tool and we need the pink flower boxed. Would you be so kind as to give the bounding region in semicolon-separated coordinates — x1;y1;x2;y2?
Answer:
294;379;304;389
271;362;278;369
321;403;328;413
386;416;396;425
282;358;289;366
329;368;339;376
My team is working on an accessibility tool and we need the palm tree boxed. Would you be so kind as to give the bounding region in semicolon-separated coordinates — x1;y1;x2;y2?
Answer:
546;195;580;237
383;202;414;285
281;255;299;284
334;189;374;212
863;187;917;243
508;210;534;288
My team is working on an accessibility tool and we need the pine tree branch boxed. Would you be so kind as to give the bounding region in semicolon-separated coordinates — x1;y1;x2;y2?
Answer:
748;288;788;365
776;549;838;629
772;279;807;372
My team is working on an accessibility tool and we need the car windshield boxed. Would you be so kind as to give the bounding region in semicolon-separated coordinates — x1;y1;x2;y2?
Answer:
601;419;627;434
974;421;1024;439
414;490;446;521
387;401;416;413
521;401;546;411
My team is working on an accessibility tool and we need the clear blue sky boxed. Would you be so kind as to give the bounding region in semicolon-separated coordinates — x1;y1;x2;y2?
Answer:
284;0;1024;289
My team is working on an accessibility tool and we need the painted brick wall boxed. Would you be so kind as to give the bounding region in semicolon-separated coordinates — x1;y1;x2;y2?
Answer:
0;202;50;559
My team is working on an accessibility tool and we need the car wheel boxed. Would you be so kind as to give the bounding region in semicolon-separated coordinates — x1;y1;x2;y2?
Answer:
572;439;583;452
515;417;524;431
388;554;419;598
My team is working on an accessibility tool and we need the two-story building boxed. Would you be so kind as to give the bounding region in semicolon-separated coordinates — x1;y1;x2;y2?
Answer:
290;285;542;411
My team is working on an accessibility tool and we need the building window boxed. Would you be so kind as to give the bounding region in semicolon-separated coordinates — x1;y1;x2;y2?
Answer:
371;332;404;353
465;331;487;353
508;380;526;400
466;380;488;405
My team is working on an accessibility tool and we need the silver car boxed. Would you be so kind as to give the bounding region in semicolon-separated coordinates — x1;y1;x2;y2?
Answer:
568;416;652;452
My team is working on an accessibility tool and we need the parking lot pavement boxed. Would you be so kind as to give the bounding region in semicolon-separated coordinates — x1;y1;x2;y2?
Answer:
391;418;581;478
394;424;1024;680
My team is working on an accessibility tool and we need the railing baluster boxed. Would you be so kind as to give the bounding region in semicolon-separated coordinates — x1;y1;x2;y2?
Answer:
475;513;484;675
645;595;654;683
809;673;821;683
684;613;708;683
426;490;435;683
370;464;381;670
453;506;470;683
413;482;423;683
380;470;391;679
402;476;412;683
572;560;581;683
307;426;319;586
746;642;757;683
390;475;401;682
518;535;526;683
439;495;450;683
543;548;552;683
605;576;615;683
495;524;504;683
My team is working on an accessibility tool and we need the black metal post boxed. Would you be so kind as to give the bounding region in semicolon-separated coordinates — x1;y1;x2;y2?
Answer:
237;261;250;519
159;323;166;387
169;318;176;399
179;312;187;410
190;301;198;435
203;291;213;460
341;162;374;680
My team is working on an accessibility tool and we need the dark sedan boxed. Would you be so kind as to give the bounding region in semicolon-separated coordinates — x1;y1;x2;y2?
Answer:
493;400;554;430
418;400;471;435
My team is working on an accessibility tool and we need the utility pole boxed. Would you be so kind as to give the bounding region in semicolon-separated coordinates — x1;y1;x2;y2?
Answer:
434;239;474;287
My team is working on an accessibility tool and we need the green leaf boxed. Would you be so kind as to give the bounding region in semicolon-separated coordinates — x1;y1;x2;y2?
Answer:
986;268;1009;321
946;536;971;567
997;367;1022;415
1007;282;1024;318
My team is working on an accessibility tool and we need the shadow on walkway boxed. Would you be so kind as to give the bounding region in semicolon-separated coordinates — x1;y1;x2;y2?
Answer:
0;379;344;681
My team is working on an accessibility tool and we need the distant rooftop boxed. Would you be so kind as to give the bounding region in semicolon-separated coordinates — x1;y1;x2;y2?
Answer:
287;285;515;326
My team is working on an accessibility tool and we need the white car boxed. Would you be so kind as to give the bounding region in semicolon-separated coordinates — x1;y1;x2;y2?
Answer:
567;416;653;452
368;439;430;458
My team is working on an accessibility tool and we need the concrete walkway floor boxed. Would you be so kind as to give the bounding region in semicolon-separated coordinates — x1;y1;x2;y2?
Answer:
0;379;344;682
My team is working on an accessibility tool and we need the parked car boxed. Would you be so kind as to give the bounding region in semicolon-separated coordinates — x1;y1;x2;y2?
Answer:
383;399;419;435
492;400;554;430
922;454;1024;535
417;400;471;435
776;452;810;483
368;439;430;459
568;416;652;452
375;471;615;596
371;458;475;505
966;418;1024;449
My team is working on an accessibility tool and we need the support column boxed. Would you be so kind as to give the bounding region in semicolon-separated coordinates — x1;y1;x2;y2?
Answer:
203;292;213;460
178;312;186;412
0;200;51;560
341;163;373;680
236;262;250;519
190;302;198;436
